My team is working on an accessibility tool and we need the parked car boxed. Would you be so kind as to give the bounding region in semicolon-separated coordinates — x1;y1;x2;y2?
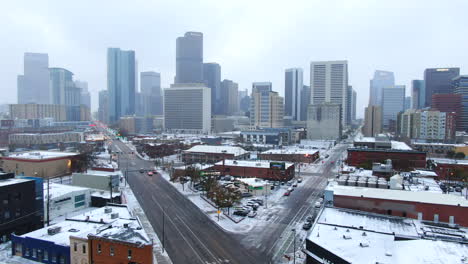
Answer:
241;192;253;198
287;187;294;192
234;210;248;217
284;191;290;196
139;168;145;173
302;222;312;230
147;171;153;176
292;182;298;187
318;198;324;203
248;211;257;218
251;199;264;205
297;178;303;183
314;201;321;208
287;182;292;186
306;215;315;222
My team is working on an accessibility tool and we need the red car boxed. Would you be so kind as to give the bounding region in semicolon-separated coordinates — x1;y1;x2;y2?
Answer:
284;192;290;196
147;171;154;176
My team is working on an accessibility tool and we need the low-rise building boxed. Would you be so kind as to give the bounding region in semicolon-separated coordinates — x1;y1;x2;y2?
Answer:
8;132;83;147
412;142;468;156
431;158;468;181
241;128;293;146
347;148;426;171
182;145;249;164
0;151;80;178
72;170;121;192
45;183;92;223
259;148;319;163
211;160;295;181
0;173;42;243
237;178;271;196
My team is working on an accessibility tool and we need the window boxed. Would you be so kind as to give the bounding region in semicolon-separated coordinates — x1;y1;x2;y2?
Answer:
14;244;22;255
82;245;86;254
387;210;392;215
15;209;21;217
32;249;37;258
74;243;77;252
51;254;57;263
97;244;101;254
25;248;30;256
74;194;86;208
44;250;48;261
59;256;65;264
128;249;132;259
110;246;114;256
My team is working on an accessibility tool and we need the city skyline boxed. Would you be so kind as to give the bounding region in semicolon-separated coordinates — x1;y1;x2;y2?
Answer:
1;1;468;117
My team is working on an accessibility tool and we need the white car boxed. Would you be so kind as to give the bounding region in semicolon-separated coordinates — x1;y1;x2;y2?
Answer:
314;201;321;208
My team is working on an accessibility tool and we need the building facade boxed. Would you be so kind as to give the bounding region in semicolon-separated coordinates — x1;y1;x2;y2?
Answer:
423;68;460;107
9;104;67;121
382;86;405;130
75;81;91;110
285;68;303;121
431;93;462;131
107;48;136;124
347;148;426;170
211;160;295;181
250;82;284;128
17;53;50;104
411;79;425;110
98;90;109;124
220;79;239;115
140;71;163;116
369;70;395;107
300;85;311;121
164;84;211;133
310;61;348;126
49;68;81;107
363;106;382;137
9;132;83;147
203;63;222;114
307;103;342;140
398;109;456;141
453;75;468;131
176;31;203;84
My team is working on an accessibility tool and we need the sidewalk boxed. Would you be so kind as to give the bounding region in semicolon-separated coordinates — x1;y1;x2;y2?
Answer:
122;185;172;264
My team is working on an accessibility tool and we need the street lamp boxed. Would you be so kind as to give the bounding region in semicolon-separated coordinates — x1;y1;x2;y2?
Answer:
292;228;296;264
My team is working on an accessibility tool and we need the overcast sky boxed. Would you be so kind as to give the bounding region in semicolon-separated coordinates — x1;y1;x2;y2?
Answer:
1;0;467;117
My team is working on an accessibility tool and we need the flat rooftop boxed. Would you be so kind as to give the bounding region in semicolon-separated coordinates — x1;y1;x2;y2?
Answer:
215;159;294;169
46;183;90;200
307;207;468;264
185;145;248;156
6;151;79;160
261;148;319;155
431;158;468;165
0;177;32;188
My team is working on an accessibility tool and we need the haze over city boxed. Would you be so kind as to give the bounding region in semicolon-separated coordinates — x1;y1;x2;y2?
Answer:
1;0;468;116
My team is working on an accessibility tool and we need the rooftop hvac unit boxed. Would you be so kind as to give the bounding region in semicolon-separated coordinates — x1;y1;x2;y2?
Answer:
110;213;119;219
104;208;112;214
47;226;61;235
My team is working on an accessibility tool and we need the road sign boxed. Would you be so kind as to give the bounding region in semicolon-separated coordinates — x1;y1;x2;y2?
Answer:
217;210;221;214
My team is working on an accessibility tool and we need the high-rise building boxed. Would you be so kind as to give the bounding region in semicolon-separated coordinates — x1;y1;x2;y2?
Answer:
49;68;81;107
203;63;221;114
404;96;412;110
75;80;91;110
363;106;382;137
310;61;348;126
164;84;211;133
176;32;203;84
250;82;284;128
221;79;239;115
397;109;456;141
9;104;67;121
107;48;136;124
285;68;303;121
98;90;109;124
346;85;353;125
369;70;395;107
239;89;251;115
352;89;357;122
453;75;468;131
300;85;311;121
382;86;405;130
431;94;462;131
140;71;162;116
17;53;50;104
411;80;425;110
423;68;460;107
307;103;342;140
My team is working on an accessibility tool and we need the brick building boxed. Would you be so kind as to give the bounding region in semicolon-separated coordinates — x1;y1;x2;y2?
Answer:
432;159;468;181
211;160;295;181
259;148;319;163
326;182;468;227
347;148;426;170
431;94;463;130
182;145;249;164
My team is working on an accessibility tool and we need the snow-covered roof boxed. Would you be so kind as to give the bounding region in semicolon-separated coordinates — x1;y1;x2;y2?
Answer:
45;183;91;200
390;141;412;150
328;183;468;207
431;158;468;165
411;170;438;177
185;145;248;156
173;163;212;170
237;178;269;188
0;177;32;187
215;159;294;169
67;205;132;223
355;137;376;142
91;219;151;245
261;148;318;155
307;207;468;264
6;151;79;160
75;169;122;177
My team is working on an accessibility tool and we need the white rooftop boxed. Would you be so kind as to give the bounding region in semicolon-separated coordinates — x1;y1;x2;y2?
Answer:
0;177;32;188
75;169;122;177
411;170;438;177
261;148;319;155
215;159;294;169
45;183;90;200
431;158;468;165
391;141;412;150
328;182;468;207
185;145;248;156
237;178;269;188
7;151;79;160
67;205;132;223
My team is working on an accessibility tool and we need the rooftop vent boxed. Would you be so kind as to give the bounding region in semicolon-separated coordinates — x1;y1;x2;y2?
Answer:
362;232;367;236
68;228;79;233
343;235;352;240
47;226;61;236
104;208;112;214
110;213;119;219
359;242;369;247
123;223;129;228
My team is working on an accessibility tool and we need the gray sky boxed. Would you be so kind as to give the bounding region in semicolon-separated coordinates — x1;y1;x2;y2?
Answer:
1;0;467;117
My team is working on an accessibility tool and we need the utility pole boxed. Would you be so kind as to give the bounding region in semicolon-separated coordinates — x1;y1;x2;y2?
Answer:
109;176;113;204
292;228;296;264
162;206;166;253
46;169;50;227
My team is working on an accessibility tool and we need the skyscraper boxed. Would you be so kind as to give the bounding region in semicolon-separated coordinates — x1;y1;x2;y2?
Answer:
352;89;357;122
453;75;468;131
49;68;80;106
17;53;50;104
75;80;91;110
404;96;412;111
300;85;311;121
423;68;460;107
307;103;342;140
140;71;162;116
221;79;239;115
411;80;425;109
310;61;348;126
346;85;353;125
250;82;284;128
285;68;303;121
164;84;211;133
107;48;136;124
98;90;109;124
176;32;203;84
382;86;405;130
369;70;395;107
363;106;382;137
203;63;221;114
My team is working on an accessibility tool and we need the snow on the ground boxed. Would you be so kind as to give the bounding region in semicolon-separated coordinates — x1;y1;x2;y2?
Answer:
0;242;40;264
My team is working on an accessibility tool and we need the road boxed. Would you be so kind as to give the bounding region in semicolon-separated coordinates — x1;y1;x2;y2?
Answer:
111;139;264;264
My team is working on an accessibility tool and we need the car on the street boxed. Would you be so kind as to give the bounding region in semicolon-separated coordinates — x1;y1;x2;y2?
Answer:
241;192;253;197
302;222;312;230
139;168;145;173
318;198;324;203
284;191;290;196
306;215;315;222
292;182;298;187
250;199;263;206
314;201;321;208
297;178;303;183
287;187;294;192
287;182;292;186
247;211;257;218
147;171;153;176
